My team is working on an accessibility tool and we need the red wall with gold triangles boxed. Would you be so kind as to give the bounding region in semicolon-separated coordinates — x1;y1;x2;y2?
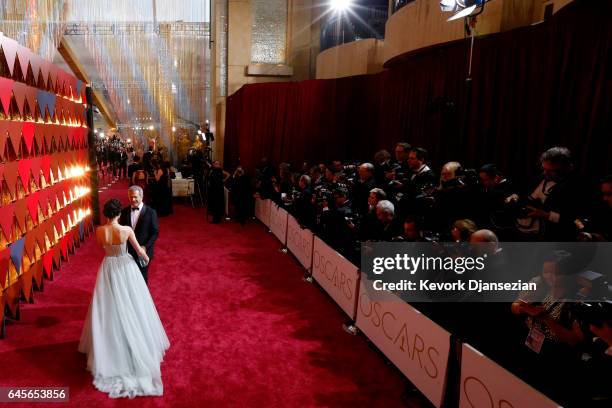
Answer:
0;35;93;334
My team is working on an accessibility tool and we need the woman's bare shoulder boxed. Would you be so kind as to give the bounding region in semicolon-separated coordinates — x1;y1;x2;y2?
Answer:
120;225;134;233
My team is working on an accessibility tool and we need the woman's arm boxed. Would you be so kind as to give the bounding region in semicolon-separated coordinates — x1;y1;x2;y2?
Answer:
127;228;149;263
539;314;584;346
222;170;231;182
154;169;163;181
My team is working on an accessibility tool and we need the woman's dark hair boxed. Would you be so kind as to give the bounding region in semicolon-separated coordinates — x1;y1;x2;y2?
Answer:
103;199;122;219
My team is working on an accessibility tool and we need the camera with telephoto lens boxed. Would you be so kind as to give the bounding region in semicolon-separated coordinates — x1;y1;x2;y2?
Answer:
507;196;544;218
574;300;612;328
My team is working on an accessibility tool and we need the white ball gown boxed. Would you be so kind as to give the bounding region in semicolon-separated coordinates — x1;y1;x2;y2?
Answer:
78;242;170;398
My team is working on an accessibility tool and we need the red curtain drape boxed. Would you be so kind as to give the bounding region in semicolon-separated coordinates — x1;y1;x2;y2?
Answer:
224;0;612;184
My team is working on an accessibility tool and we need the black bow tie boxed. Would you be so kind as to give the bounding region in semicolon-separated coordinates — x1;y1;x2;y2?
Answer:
131;207;140;211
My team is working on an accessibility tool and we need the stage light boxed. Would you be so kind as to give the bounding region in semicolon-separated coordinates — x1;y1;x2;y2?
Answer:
330;0;352;12
447;4;477;21
440;0;487;21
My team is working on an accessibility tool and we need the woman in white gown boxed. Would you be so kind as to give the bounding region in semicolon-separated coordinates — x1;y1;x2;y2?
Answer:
79;199;170;398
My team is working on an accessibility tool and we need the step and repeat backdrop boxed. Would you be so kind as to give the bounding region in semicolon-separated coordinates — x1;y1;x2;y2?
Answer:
0;35;93;333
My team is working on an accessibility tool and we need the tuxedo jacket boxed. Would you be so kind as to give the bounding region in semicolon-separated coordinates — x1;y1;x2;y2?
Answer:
119;205;159;260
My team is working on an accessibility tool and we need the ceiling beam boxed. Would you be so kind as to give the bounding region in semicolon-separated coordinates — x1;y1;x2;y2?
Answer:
58;38;117;129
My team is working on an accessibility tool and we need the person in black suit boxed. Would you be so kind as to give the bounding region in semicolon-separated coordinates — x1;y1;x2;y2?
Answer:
351;163;377;218
119;185;159;284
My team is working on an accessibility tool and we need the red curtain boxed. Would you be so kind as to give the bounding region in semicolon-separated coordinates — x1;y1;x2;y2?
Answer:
225;1;612;184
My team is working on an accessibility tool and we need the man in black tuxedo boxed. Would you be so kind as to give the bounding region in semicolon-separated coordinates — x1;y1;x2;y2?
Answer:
119;185;159;284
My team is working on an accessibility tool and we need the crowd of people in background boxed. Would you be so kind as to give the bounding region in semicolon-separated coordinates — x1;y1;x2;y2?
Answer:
246;143;611;407
96;137;173;217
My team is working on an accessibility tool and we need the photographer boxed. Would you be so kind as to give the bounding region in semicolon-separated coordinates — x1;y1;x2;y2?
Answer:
359;188;387;241
373;149;393;186
352;163;377;218
590;321;612;357
375;200;403;241
318;186;357;258
229;166;252;225
583;175;612;241
407;147;436;194
401;215;425;242
510;250;586;405
430;161;479;232
384;143;413;204
508;147;583;241
477;164;514;236
255;157;277;199
292;175;316;228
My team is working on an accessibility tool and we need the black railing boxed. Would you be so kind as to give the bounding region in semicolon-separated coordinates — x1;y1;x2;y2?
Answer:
320;4;388;52
392;0;417;15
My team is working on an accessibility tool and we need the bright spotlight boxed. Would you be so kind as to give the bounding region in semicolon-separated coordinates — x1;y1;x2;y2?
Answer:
172;126;176;132
149;125;154;130
330;0;352;12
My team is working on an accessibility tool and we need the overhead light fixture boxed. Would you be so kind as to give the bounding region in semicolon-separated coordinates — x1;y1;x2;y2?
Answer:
330;0;352;12
172;126;176;132
127;99;130;104
149;125;154;130
127;138;132;143
447;4;477;21
440;0;487;21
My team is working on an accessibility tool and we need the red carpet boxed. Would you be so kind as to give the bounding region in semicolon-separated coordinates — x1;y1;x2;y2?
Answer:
0;181;421;407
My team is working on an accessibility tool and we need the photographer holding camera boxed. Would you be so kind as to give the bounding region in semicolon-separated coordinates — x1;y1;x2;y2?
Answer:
428;161;479;232
317;186;358;260
507;147;583;241
351;163;377;218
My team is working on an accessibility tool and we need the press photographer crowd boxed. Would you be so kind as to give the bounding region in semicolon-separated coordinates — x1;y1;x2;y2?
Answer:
246;144;611;406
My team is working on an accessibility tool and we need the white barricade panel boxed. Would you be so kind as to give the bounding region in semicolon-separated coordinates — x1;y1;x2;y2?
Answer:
286;215;314;270
355;279;450;408
254;198;264;223
263;199;271;227
459;344;561;408
311;236;360;319
224;187;230;216
269;204;288;245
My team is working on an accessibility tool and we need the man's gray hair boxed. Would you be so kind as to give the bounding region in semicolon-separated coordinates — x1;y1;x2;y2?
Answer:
360;162;375;172
376;200;395;215
369;187;387;201
129;185;144;196
300;174;311;186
